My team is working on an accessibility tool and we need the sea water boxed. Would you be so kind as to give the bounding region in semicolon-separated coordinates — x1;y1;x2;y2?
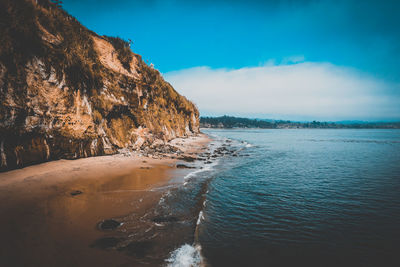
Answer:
165;129;400;267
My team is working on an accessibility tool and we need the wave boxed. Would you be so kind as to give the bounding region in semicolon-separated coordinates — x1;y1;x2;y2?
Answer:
196;210;204;226
165;244;204;267
183;159;220;181
164;136;249;266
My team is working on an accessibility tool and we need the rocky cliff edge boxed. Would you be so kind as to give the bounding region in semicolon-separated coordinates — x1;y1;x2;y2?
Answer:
0;0;199;171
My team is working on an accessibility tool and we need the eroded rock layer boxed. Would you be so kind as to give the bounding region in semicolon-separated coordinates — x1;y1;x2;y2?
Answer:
0;0;199;171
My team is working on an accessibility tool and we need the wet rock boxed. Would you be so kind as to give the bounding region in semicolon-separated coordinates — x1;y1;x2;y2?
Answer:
98;219;121;230
176;164;195;169
91;237;121;249
178;155;196;162
70;190;83;196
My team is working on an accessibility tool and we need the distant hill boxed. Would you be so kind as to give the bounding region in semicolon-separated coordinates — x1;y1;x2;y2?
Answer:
200;116;400;129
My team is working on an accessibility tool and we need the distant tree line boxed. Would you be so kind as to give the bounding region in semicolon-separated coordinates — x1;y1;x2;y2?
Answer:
200;116;274;128
200;116;400;129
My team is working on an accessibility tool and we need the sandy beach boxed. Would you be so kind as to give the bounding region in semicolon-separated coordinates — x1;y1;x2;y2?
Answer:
0;134;210;267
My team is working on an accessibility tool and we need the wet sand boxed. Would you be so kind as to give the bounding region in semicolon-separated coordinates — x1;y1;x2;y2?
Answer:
0;134;210;267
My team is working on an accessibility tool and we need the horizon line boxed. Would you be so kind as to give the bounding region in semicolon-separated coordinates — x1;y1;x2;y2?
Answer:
199;115;400;124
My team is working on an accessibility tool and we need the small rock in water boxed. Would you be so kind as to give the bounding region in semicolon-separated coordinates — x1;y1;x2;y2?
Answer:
70;190;83;196
98;219;122;230
178;155;196;162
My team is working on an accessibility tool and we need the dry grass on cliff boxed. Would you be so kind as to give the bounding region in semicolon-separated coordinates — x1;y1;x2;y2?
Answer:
103;36;134;73
0;0;103;97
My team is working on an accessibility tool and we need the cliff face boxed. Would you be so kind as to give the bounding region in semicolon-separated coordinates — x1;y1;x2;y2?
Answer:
0;0;199;171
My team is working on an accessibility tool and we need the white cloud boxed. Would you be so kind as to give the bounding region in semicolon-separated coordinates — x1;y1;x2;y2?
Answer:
164;62;400;121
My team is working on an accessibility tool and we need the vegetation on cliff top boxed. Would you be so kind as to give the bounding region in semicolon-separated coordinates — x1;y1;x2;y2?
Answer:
0;0;103;96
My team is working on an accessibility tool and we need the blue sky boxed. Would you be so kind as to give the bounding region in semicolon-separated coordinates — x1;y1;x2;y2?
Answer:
63;0;400;121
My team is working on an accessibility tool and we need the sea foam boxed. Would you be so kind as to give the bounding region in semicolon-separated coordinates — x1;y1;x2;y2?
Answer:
166;244;203;267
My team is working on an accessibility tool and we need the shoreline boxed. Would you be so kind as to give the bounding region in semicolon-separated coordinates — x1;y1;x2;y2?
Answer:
0;133;211;266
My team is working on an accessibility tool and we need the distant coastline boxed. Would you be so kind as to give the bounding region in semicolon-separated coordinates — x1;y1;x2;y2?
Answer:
200;115;400;129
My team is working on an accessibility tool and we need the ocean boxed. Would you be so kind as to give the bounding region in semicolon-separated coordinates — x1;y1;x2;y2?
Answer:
163;129;400;267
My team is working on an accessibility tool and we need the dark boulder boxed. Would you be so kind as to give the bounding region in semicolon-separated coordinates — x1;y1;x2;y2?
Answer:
70;190;83;196
98;219;122;230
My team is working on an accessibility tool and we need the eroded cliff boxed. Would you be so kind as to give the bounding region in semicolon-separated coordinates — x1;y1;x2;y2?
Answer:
0;0;199;171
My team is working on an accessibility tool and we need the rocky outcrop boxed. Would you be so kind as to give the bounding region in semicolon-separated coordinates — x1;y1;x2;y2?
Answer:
0;0;199;171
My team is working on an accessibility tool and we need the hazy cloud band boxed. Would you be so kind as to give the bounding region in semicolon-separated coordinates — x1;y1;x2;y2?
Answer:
165;62;400;121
